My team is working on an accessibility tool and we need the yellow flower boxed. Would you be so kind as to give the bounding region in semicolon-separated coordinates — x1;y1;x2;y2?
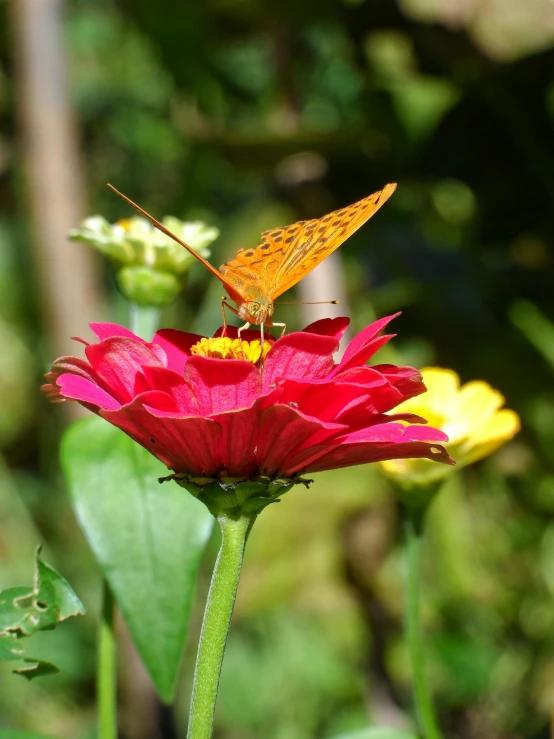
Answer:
380;367;520;488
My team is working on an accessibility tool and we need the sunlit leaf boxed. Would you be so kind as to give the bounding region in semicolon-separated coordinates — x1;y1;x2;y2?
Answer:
61;417;213;702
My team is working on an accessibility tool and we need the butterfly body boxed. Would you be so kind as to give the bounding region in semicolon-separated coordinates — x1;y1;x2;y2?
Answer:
108;182;397;329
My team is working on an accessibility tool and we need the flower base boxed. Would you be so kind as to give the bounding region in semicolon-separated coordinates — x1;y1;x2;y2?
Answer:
159;474;313;517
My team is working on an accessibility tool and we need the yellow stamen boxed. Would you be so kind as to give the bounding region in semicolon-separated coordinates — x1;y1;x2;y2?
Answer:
190;336;273;364
117;218;134;232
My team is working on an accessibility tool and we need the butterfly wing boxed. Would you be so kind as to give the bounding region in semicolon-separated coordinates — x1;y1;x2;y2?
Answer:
219;183;396;303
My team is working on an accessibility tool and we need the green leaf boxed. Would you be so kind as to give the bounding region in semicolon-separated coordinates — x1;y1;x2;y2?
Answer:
13;658;60;680
0;550;85;677
0;732;57;739
35;553;86;621
61;417;213;702
332;730;418;739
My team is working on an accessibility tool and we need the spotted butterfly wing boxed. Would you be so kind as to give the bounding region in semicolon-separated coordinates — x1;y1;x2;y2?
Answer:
219;183;396;303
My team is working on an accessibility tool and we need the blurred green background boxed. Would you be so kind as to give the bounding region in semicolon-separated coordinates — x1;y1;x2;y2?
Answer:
1;0;554;737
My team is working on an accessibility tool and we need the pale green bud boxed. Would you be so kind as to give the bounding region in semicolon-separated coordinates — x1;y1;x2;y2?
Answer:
69;214;219;307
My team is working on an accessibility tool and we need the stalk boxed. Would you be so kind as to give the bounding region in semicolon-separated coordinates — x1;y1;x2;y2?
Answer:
98;580;117;739
187;514;254;739
403;504;443;739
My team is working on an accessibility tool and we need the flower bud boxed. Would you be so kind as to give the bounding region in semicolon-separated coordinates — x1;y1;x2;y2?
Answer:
69;214;219;307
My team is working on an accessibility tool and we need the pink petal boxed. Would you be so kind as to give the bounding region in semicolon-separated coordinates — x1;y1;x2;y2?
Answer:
375;364;426;401
212;403;263;477
137;366;198;415
184;355;262;415
302;441;453;474
333;423;448;445
102;395;222;476
86;337;166;404
256;404;342;476
301;317;350;340
153;329;205;375
89;323;144;342
331;314;400;377
55;373;120;410
262;332;339;389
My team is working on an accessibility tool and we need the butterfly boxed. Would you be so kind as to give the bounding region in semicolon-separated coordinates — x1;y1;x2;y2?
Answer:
108;182;396;338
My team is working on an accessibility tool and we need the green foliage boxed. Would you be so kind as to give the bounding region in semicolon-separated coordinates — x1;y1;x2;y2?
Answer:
61;417;213;702
332;730;417;739
2;0;554;734
0;732;57;739
0;549;85;680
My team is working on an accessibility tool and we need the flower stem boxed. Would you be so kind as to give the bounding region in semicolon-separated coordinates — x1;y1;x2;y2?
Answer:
98;579;117;739
187;514;254;739
130;303;160;340
403;504;443;739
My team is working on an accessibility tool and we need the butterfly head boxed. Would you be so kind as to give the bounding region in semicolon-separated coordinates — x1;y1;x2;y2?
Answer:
238;299;275;326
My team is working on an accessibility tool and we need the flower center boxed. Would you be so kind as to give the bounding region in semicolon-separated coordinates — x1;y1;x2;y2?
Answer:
117;218;133;232
190;336;273;364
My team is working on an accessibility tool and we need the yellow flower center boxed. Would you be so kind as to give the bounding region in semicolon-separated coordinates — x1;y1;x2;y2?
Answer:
190;336;273;364
117;218;134;232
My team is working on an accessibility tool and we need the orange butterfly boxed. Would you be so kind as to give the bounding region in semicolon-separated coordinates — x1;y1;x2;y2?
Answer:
108;182;396;336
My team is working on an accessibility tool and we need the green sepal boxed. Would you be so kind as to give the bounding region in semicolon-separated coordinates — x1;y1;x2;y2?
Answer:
161;474;312;518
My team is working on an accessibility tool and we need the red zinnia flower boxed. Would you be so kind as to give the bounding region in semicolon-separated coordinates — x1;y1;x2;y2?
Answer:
42;315;452;483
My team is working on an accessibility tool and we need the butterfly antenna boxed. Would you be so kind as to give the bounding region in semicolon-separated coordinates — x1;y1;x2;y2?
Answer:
274;300;339;305
106;184;224;282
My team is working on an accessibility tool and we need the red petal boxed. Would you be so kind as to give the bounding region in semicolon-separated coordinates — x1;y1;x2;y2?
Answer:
212;403;263;476
333;423;448;445
331;314;400;377
85;337;166;404
256;405;341;476
302;440;453;473
184;355;262;415
102;395;222;475
262;332;339;389
301;317;350;340
137;366;198;414
55;373;120;410
90;323;144;342
153;329;205;375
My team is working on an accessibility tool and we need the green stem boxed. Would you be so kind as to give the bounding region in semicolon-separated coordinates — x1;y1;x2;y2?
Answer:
98;580;117;739
187;514;254;739
403;504;443;739
130;303;161;340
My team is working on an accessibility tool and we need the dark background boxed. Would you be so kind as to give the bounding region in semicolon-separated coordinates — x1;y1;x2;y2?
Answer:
1;0;554;737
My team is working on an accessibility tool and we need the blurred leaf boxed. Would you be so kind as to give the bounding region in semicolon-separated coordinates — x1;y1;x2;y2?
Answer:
61;417;214;702
332;729;417;739
510;300;554;371
13;658;59;680
0;733;57;739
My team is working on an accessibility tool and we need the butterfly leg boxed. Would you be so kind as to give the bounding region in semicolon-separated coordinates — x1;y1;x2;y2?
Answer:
272;322;287;338
237;322;251;359
221;298;239;337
